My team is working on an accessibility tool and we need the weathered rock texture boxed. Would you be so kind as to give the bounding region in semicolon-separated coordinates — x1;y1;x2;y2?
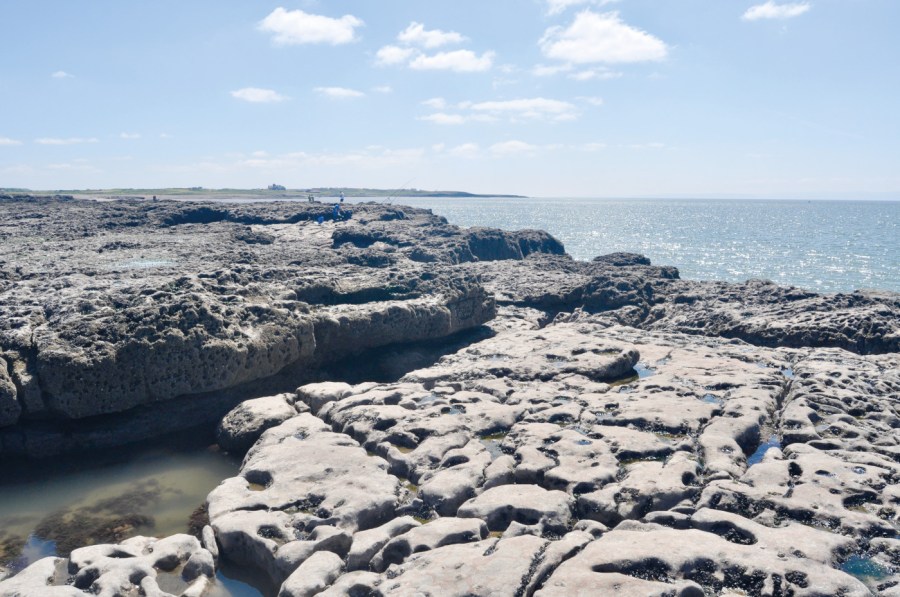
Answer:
0;197;562;457
202;318;897;595
3;196;898;596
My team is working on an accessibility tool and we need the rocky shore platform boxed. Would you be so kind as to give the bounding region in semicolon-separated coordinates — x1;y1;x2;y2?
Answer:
1;195;899;596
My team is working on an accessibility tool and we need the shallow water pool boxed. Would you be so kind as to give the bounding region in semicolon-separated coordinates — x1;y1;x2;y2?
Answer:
0;434;260;595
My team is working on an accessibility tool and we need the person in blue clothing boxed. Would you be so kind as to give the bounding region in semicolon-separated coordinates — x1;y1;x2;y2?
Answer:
332;203;341;220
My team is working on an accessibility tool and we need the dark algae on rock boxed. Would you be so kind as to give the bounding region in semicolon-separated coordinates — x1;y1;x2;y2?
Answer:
1;195;899;596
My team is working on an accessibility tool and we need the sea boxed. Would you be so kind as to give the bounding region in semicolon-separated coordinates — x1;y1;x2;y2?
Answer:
355;197;899;294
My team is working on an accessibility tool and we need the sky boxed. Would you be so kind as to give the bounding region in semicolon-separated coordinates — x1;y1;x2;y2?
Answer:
1;0;899;198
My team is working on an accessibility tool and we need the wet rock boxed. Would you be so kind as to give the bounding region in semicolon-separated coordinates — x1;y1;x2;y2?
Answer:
0;535;215;597
0;361;19;428
0;558;79;597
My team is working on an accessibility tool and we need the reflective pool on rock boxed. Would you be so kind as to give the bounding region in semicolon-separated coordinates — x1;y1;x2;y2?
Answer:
0;435;258;595
841;554;892;583
747;435;782;466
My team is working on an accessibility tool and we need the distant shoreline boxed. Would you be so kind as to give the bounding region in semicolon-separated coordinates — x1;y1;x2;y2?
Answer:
0;187;527;199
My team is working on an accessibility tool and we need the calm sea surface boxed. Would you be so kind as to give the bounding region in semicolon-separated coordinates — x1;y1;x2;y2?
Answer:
363;198;898;294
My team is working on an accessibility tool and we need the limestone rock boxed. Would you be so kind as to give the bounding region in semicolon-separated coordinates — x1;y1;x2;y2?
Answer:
216;393;301;453
457;485;573;534
278;550;343;597
370;517;488;572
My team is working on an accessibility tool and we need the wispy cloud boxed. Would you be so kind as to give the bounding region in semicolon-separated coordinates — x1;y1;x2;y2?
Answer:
418;113;469;125
627;142;666;149
397;22;466;48
120;132;141;139
490;140;539;156
409;50;495;72
258;8;363;45
372;85;393;94
422;97;448;110
743;1;811;21
230;87;288;103
51;70;74;79
35;137;99;145
540;10;667;64
469;98;579;121
448;143;481;158
577;96;605;106
0;137;22;146
545;0;620;16
419;97;579;125
314;86;365;99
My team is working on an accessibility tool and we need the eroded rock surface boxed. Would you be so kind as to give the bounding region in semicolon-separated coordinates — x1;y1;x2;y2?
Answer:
0;197;561;457
0;534;215;597
3;197;898;596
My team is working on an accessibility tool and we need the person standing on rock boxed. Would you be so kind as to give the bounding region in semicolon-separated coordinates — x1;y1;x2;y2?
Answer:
340;191;345;203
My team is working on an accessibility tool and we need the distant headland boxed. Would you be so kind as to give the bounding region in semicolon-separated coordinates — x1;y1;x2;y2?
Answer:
0;186;527;199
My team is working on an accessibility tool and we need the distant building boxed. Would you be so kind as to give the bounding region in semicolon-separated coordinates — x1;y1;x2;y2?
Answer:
268;184;286;191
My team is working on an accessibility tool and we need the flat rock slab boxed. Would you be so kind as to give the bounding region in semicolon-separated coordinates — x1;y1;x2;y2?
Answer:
457;485;574;534
540;524;870;597
207;413;399;583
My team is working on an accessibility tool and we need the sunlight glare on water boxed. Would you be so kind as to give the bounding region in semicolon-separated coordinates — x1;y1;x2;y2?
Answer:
376;197;899;294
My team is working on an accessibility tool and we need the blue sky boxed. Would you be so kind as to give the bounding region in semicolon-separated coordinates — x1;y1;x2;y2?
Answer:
1;0;898;198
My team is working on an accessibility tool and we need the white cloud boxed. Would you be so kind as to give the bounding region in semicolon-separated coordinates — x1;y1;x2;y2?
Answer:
120;132;141;139
570;67;622;81
469;97;578;121
314;86;365;99
373;85;393;94
419;97;578;125
581;142;607;151
577;96;605;106
545;0;620;15
409;50;495;72
397;22;466;48
35;137;99;145
448;143;481;158
230;87;288;103
0;137;22;146
490;140;539;156
159;133;172;139
258;7;363;45
375;45;418;66
742;1;811;21
418;113;467;125
422;97;448;110
51;70;74;79
540;11;667;64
